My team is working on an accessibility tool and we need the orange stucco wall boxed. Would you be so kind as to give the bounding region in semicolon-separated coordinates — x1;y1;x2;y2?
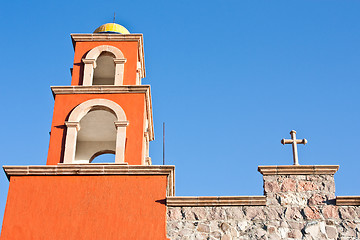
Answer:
1;175;168;240
46;93;145;165
71;41;139;86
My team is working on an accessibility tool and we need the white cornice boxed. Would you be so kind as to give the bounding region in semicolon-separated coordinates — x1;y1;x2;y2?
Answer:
51;85;150;94
166;196;266;206
51;85;154;141
71;34;145;78
258;165;339;175
71;34;143;43
336;196;360;206
3;164;175;196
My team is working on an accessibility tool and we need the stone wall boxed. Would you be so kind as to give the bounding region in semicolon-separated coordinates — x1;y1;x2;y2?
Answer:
166;165;360;240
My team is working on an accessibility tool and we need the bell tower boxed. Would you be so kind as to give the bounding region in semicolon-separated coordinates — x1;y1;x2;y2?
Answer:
1;23;173;240
47;23;153;165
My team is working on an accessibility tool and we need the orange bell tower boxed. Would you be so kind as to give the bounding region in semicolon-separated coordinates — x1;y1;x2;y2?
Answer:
1;23;173;239
48;23;152;166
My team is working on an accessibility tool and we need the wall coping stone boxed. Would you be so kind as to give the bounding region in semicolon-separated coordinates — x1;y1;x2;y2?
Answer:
258;165;339;175
336;196;360;206
166;196;266;206
3;164;175;196
51;85;154;140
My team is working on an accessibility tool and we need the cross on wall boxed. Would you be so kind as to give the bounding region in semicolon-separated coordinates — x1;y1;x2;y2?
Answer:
281;130;307;165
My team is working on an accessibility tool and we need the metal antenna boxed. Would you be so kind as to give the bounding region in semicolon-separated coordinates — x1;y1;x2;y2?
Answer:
163;122;165;165
113;12;116;23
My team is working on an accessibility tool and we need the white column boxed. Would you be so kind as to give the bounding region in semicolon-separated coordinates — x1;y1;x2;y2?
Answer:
114;58;127;85
136;62;142;85
144;132;151;165
114;120;129;163
63;121;80;164
82;59;96;86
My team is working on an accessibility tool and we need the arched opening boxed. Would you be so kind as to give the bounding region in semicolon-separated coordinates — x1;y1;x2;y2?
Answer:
90;151;116;163
74;108;117;163
93;52;115;85
63;99;129;164
82;45;126;86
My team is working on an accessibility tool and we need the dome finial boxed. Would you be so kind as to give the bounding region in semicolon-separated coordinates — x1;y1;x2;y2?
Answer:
94;22;130;34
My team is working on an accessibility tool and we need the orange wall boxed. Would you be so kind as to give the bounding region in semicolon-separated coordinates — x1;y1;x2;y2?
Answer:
47;93;145;165
71;41;139;86
1;175;168;240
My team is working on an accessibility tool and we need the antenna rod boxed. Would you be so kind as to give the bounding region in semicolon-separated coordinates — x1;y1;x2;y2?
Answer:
113;12;116;23
163;122;165;165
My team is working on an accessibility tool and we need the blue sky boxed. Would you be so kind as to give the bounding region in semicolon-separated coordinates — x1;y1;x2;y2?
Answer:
1;0;360;228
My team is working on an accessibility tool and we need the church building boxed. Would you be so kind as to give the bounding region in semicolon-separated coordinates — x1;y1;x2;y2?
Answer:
1;23;359;240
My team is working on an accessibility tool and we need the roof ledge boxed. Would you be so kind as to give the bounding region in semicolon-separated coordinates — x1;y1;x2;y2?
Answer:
258;165;339;175
336;196;360;206
166;196;266;207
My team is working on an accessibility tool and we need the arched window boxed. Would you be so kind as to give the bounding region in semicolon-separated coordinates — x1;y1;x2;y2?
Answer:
82;45;127;86
63;99;129;164
74;108;117;163
93;52;116;85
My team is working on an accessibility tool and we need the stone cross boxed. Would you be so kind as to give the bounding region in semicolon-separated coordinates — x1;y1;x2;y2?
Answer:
281;130;307;165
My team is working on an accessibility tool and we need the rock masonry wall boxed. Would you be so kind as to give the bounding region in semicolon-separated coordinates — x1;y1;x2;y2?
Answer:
167;173;360;240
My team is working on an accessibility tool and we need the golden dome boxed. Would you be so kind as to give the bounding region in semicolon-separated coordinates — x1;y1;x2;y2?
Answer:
93;23;130;34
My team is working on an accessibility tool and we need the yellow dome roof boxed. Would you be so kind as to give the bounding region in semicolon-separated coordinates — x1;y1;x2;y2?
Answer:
94;23;130;34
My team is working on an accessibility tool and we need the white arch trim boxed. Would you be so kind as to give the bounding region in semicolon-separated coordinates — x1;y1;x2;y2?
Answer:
82;45;127;86
86;45;125;59
64;99;129;164
68;99;127;122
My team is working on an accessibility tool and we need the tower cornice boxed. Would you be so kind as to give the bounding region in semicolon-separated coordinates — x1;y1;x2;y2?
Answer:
3;164;175;196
